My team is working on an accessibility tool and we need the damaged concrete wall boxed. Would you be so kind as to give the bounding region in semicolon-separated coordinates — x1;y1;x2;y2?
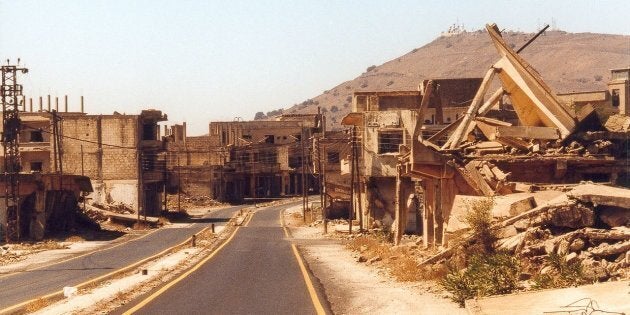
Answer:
62;115;140;209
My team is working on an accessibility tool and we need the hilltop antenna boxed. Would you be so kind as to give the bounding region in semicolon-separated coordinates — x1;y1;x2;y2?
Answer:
1;60;28;242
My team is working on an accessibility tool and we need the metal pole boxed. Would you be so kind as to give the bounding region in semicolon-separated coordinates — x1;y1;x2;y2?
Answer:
516;25;549;53
317;136;325;233
349;126;355;234
177;154;181;212
301;127;306;222
80;144;84;176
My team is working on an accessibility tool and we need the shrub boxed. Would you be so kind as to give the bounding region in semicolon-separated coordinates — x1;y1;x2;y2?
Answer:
594;75;603;82
254;112;266;120
366;65;377;72
463;198;497;255
386;80;394;86
532;252;586;289
330;105;339;113
442;253;520;306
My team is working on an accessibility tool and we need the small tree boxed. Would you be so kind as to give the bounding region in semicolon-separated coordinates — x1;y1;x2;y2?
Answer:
254;112;266;120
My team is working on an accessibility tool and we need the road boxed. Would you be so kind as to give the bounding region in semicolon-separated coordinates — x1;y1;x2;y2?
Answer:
120;202;328;315
0;205;247;310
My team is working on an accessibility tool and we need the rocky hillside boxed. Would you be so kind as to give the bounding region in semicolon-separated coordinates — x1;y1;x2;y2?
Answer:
269;30;629;129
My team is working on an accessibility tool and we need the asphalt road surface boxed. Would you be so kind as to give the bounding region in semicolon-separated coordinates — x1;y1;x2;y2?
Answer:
0;205;247;310
121;203;328;315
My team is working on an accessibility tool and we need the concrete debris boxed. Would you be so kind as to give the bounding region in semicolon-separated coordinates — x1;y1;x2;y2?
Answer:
567;183;630;209
604;114;630;132
590;240;630;257
599;207;630;227
528;201;595;229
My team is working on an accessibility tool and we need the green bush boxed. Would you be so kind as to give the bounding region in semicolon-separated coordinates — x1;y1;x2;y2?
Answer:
442;253;520;306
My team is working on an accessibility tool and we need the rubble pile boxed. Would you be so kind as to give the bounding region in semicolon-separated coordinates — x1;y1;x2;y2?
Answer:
166;194;225;210
492;183;630;283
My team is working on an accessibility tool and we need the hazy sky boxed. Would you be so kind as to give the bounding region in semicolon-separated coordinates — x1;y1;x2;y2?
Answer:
0;0;628;135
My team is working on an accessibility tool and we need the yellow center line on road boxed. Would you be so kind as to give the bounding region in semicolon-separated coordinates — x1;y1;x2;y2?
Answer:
122;211;254;315
280;210;326;315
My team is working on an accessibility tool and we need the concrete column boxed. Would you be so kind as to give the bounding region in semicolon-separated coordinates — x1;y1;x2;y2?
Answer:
422;179;435;248
30;189;47;241
250;175;256;198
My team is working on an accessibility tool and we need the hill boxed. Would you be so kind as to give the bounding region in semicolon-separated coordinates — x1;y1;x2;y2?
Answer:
268;29;630;128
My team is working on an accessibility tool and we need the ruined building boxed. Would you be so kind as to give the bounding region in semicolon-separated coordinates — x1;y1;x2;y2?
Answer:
164;122;219;199
312;130;352;218
334;23;629;251
206;114;323;202
0;105;92;240
60;110;168;216
340;79;482;232
392;23;630;247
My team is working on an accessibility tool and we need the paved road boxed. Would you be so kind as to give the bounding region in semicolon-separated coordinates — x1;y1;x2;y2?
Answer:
121;203;328;315
0;205;247;309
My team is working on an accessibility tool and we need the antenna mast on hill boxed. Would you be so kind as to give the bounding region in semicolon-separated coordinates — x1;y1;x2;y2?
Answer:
1;60;28;242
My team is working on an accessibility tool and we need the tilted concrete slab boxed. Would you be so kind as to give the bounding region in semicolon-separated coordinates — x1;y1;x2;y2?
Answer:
568;183;630;209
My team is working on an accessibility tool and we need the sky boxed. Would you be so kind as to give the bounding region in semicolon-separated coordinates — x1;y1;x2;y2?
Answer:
0;0;628;135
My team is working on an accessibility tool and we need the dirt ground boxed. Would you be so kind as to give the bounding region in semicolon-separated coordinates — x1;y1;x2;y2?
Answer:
283;205;465;315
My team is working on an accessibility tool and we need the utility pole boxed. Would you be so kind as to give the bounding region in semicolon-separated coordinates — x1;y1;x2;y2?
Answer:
349;126;356;234
51;109;63;190
317;134;325;233
177;154;181;212
354;126;363;231
2;61;28;242
301;127;306;222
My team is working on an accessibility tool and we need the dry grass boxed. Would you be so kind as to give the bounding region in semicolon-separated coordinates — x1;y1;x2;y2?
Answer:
347;234;445;282
13;240;67;251
25;297;49;313
65;235;86;242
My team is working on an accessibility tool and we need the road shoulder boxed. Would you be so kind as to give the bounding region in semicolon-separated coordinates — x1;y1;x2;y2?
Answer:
282;205;466;315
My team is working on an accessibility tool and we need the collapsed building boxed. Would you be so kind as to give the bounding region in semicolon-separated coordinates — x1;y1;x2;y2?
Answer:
340;80;483;232
335;23;629;255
